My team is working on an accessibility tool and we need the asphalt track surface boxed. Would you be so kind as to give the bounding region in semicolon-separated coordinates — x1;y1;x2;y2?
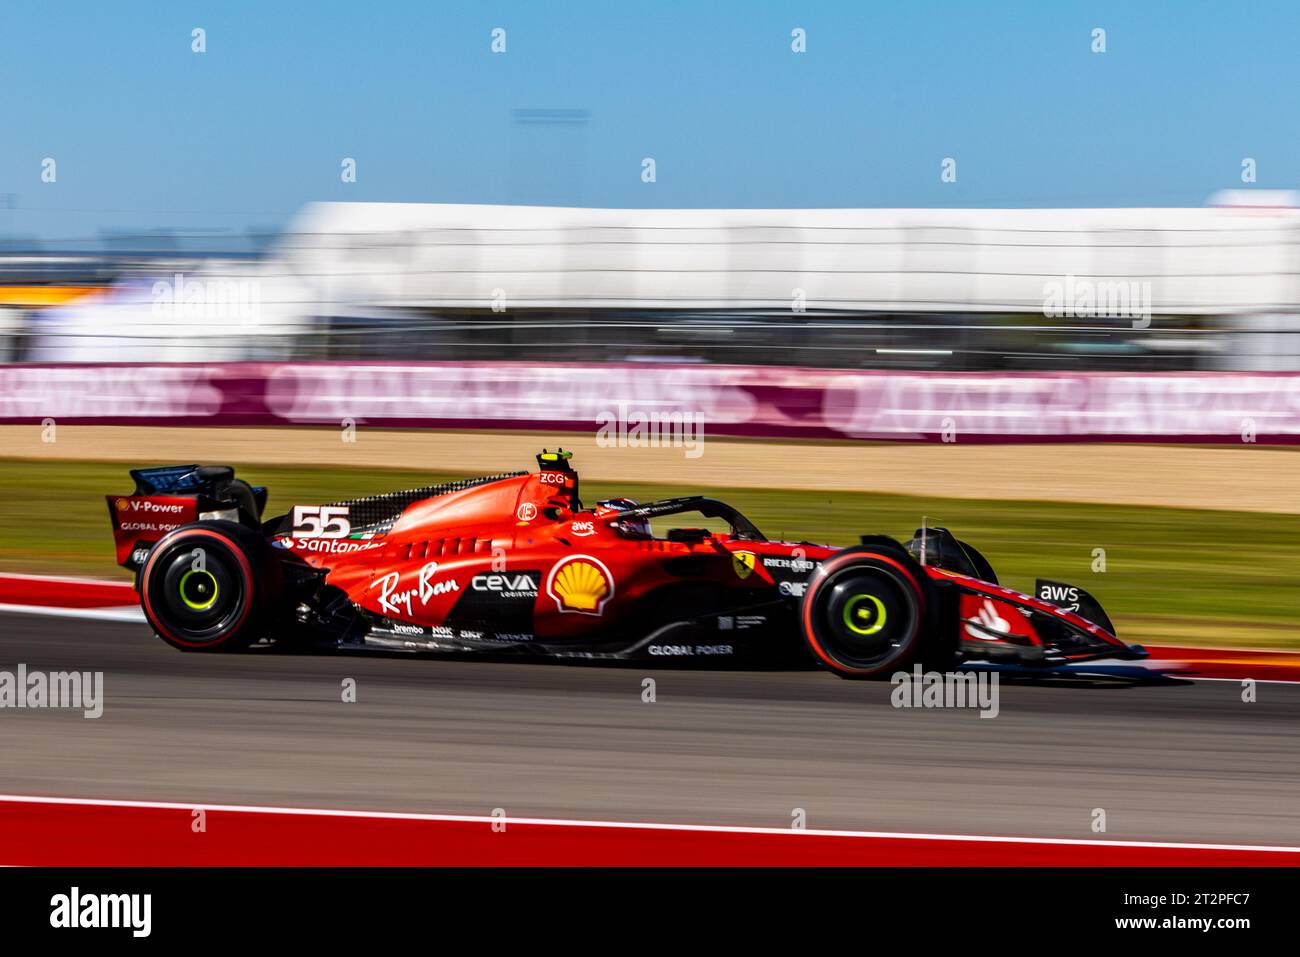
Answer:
1;612;1297;846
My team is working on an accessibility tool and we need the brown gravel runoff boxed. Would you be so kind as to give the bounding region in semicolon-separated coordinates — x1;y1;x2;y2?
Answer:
1;425;1297;513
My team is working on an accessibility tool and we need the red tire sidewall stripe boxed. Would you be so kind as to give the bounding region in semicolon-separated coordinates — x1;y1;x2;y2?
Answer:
141;528;255;648
801;552;925;675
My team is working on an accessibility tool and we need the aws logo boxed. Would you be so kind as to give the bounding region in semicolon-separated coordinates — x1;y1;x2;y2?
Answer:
546;555;614;616
1038;582;1080;612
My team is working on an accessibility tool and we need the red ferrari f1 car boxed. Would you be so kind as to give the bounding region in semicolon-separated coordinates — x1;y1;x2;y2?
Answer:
106;450;1146;678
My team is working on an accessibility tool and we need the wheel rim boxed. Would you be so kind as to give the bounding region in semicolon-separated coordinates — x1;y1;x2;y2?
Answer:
842;593;887;636
147;539;248;645
178;568;220;611
814;565;919;671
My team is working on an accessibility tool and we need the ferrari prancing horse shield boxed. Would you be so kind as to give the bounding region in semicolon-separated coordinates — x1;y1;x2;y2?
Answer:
732;551;757;580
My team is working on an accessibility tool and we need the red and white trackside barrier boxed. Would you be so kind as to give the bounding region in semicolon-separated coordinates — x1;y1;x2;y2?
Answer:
0;572;140;622
0;572;135;608
0;795;1295;867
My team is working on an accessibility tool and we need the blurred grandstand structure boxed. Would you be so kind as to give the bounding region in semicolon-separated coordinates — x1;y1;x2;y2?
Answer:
1;192;1298;370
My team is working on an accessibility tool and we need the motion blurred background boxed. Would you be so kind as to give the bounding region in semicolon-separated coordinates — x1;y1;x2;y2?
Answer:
5;194;1300;368
2;0;1299;647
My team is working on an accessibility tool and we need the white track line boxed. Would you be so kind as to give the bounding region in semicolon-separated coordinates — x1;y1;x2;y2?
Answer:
0;573;133;587
0;794;1295;854
1177;675;1300;685
0;603;143;622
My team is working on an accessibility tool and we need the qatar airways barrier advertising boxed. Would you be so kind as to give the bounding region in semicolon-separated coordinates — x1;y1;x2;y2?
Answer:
1;362;1298;442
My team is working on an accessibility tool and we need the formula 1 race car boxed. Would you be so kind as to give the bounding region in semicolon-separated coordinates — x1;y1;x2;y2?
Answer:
105;449;1147;678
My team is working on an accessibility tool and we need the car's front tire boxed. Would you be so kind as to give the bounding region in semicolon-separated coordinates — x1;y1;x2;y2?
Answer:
139;521;281;652
800;547;946;678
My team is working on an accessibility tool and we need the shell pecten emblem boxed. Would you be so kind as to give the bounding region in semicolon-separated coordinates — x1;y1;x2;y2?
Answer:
546;555;615;616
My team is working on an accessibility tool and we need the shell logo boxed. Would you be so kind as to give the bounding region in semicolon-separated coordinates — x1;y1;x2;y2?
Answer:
546;555;615;616
115;498;131;512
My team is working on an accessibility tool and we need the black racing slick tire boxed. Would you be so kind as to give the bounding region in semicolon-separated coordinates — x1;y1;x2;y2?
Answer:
800;547;948;679
138;521;282;652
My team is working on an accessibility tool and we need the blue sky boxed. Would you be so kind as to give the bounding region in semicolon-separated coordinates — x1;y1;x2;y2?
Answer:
1;0;1297;244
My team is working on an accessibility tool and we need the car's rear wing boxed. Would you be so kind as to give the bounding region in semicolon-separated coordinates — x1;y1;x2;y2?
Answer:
106;465;267;570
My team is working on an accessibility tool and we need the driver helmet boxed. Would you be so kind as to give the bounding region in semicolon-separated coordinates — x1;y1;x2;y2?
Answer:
594;497;650;538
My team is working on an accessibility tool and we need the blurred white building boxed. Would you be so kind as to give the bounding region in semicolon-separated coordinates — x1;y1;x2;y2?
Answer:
14;196;1300;367
277;196;1300;318
24;264;313;363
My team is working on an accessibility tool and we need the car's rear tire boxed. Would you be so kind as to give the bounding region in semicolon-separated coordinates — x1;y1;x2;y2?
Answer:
800;547;945;679
139;521;281;652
